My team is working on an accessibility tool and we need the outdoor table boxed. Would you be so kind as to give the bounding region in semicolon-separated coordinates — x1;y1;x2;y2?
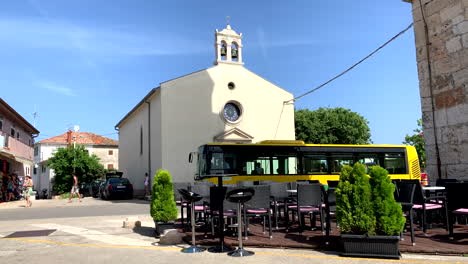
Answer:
205;174;238;253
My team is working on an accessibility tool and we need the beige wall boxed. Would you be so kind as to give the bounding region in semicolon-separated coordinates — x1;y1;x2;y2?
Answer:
160;63;295;183
88;146;119;170
118;91;162;193
118;63;295;188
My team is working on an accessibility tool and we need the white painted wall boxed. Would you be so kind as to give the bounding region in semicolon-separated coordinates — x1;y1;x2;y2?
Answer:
160;63;294;183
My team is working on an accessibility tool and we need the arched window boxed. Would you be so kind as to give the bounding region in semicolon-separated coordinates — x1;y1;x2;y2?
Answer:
231;42;239;62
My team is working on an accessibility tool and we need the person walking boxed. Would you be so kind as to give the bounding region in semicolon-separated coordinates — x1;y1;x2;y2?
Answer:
144;173;150;197
23;175;33;207
68;173;82;203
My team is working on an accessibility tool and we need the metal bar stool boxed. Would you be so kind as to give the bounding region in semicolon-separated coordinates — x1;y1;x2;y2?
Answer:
178;189;206;253
226;188;255;257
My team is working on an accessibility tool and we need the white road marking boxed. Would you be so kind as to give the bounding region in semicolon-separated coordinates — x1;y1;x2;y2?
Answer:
32;223;152;246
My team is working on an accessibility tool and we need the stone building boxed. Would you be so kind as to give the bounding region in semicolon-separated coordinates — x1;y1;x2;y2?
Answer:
403;0;468;182
115;24;295;194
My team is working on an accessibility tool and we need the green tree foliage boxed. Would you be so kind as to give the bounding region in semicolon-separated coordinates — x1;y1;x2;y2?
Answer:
295;107;371;144
336;163;375;235
369;166;405;236
403;119;426;169
47;145;105;194
150;170;178;223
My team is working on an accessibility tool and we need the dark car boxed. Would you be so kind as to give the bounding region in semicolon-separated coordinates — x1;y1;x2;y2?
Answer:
79;182;93;197
99;177;133;200
91;180;104;198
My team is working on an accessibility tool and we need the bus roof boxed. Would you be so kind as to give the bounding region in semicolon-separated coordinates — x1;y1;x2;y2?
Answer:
204;141;410;148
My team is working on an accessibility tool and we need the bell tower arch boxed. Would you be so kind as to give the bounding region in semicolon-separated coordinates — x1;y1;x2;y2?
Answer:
215;22;244;65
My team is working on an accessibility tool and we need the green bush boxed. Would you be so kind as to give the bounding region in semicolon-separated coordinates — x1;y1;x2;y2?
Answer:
150;170;178;223
369;166;405;236
336;163;375;235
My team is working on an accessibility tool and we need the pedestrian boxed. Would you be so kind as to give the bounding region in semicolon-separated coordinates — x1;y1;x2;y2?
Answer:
68;172;82;203
23;175;33;207
144;173;150;196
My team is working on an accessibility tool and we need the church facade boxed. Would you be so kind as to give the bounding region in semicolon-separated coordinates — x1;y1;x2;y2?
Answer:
115;25;295;193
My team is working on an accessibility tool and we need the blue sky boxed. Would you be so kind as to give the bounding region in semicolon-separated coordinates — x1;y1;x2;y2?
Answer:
0;0;420;144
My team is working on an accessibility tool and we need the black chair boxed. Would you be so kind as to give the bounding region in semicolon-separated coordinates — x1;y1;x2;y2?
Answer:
244;185;273;239
269;182;292;229
409;180;449;234
395;181;416;246
286;183;325;234
226;188;255;257
445;182;468;239
190;184;211;232
178;189;206;253
324;183;336;238
173;182;191;225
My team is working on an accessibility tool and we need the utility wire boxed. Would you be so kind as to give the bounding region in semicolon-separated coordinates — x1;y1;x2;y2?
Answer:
285;23;414;104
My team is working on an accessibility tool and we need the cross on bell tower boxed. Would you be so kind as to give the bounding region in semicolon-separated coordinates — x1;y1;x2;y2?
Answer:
214;20;244;65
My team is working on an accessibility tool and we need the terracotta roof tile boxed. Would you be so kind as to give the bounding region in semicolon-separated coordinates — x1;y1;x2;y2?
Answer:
39;131;118;146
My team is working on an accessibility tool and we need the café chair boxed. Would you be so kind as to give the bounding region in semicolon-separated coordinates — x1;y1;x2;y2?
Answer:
286;183;325;234
395;181;417;246
244;185;273;239
445;182;468;239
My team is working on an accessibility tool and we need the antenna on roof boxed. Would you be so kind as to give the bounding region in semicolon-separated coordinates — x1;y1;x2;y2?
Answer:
32;105;38;127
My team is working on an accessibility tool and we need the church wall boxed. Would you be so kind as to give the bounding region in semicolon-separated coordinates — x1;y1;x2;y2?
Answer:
118;102;151;194
159;64;295;183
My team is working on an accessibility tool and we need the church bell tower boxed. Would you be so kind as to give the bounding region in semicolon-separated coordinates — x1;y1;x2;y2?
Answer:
215;22;244;65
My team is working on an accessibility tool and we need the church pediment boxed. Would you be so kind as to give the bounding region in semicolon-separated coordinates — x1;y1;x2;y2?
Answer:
214;128;253;143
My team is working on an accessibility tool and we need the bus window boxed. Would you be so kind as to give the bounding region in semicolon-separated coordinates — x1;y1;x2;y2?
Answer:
247;158;270;175
384;153;407;174
330;154;354;174
357;154;380;173
209;152;236;174
303;155;328;174
272;154;297;175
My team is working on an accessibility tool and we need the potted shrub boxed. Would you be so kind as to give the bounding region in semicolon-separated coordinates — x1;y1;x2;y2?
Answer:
336;163;404;259
150;170;178;238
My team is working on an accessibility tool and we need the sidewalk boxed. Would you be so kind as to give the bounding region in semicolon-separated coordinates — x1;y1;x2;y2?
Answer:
0;197;149;209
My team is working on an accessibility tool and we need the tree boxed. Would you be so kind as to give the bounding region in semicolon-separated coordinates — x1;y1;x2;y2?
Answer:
47;145;105;194
295;107;371;144
369;166;405;236
335;163;375;235
403;119;426;169
150;170;177;223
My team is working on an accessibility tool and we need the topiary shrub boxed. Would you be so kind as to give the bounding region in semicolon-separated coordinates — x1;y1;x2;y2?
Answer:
369;166;405;236
336;163;375;235
150;170;178;223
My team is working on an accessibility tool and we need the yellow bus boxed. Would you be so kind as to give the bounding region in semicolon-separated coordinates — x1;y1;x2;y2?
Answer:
193;140;420;185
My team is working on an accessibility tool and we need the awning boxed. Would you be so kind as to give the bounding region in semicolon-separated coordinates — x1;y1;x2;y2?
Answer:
0;149;15;160
14;156;33;165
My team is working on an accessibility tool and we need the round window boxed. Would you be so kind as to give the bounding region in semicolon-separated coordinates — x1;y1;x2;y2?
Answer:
228;82;236;90
223;102;241;122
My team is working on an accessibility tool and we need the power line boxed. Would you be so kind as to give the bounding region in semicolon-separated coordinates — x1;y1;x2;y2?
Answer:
285;23;414;104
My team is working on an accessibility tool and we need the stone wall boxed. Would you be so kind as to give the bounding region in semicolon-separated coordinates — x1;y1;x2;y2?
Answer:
405;0;468;182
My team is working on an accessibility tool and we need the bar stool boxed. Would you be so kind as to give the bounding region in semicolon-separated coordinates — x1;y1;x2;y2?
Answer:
225;188;255;257
178;189;206;253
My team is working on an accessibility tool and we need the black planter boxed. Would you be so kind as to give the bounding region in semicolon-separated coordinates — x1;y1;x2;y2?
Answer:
341;234;400;259
154;221;175;238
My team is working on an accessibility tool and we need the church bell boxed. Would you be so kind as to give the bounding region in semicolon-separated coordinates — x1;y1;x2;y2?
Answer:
231;47;238;59
221;46;227;56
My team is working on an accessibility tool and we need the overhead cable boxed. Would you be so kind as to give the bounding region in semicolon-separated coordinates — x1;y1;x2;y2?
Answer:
285;23;414;104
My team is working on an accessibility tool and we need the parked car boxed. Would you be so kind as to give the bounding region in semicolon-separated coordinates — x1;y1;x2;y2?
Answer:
91;180;104;198
99;177;133;200
79;182;93;197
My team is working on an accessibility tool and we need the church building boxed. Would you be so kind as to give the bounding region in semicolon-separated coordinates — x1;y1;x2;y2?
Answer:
115;24;295;194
